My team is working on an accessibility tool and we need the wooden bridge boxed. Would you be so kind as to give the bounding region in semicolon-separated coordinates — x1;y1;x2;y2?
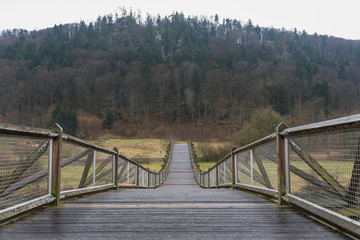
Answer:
0;115;360;239
0;144;350;239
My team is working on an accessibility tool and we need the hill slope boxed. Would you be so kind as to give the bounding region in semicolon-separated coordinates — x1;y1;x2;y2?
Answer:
1;12;360;138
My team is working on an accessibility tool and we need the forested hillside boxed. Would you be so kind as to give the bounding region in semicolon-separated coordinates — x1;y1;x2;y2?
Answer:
1;10;360;140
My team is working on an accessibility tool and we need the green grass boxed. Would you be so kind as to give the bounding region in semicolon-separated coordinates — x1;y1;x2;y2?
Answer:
91;138;169;158
198;162;216;172
141;161;164;172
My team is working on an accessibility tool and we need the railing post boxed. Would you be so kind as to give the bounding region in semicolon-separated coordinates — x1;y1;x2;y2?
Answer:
216;164;219;187
148;171;150;188
136;162;139;188
50;123;63;206
276;122;288;205
232;148;235;188
208;171;210;187
113;148;119;190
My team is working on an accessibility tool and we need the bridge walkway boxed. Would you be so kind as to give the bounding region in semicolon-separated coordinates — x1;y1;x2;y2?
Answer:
0;144;350;239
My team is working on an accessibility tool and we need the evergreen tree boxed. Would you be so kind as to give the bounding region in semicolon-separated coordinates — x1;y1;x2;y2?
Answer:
50;106;78;136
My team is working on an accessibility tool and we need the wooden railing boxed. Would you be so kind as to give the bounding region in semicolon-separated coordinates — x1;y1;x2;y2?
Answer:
0;123;173;222
189;114;360;237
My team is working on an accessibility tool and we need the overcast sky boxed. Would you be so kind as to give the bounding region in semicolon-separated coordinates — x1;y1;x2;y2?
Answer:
1;0;359;40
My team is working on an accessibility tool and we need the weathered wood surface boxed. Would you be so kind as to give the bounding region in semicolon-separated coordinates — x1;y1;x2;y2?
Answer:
0;144;350;239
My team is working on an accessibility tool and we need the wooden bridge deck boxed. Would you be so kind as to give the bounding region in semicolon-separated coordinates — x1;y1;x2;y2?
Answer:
0;144;350;239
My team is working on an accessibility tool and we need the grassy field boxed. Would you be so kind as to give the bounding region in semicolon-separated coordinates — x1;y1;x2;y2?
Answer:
198;162;216;171
92;138;229;173
141;161;164;172
91;137;169;158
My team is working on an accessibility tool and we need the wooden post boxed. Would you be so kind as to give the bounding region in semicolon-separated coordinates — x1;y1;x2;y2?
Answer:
276;122;288;205
208;171;210;187
136;162;139;188
113;148;119;190
155;173;157;187
231;148;236;188
50;123;63;206
216;164;219;187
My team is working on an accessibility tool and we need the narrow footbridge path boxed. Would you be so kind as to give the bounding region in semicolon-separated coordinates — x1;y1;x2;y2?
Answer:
0;144;349;239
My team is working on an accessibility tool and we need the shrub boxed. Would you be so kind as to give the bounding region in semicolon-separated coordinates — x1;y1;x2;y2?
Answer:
233;107;283;146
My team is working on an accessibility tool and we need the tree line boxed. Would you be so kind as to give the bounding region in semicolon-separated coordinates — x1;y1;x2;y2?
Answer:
0;9;360;140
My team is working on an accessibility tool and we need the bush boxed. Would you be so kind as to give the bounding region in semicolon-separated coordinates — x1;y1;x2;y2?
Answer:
233;107;283;146
197;143;232;162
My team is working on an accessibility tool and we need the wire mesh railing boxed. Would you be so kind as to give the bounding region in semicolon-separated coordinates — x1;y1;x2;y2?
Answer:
279;116;360;235
59;135;116;198
0;134;52;211
0;123;174;222
189;114;360;237
189;134;277;197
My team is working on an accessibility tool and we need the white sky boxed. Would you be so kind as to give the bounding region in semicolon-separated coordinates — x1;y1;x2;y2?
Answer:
0;0;359;40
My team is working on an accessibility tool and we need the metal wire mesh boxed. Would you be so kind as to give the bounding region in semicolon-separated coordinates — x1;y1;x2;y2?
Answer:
61;141;114;191
204;172;209;187
209;168;216;187
287;130;360;221
218;158;232;186
149;173;155;187
0;135;50;210
155;174;159;186
252;140;277;190
138;167;148;187
60;141;95;191
236;150;251;185
94;151;113;186
118;159;137;185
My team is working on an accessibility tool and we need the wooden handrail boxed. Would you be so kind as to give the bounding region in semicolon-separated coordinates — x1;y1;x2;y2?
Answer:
280;113;360;136
0;122;58;138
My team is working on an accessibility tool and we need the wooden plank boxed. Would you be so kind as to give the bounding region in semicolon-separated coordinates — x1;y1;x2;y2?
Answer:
0;123;56;138
233;133;276;155
0;195;55;222
288;139;346;198
62;134;115;155
235;184;277;198
60;184;114;199
281;114;360;137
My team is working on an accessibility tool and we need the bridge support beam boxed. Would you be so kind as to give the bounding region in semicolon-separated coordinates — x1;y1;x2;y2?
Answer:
231;148;235;188
50;123;63;206
113;148;119;190
136;162;139;188
276;122;288;205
